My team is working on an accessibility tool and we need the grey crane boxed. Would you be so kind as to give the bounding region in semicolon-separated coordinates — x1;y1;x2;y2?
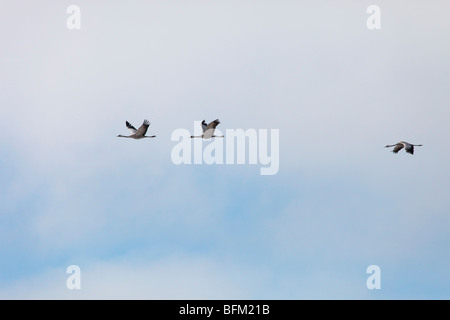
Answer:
385;141;422;155
190;119;224;139
117;120;156;139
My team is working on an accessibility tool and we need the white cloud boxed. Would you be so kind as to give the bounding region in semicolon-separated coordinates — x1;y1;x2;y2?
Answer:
1;0;450;174
0;253;262;299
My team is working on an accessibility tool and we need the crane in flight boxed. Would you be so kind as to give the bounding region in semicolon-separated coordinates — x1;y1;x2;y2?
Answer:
190;119;224;139
117;119;156;139
385;141;422;155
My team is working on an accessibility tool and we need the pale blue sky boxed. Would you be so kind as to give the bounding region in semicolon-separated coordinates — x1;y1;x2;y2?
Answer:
0;0;449;299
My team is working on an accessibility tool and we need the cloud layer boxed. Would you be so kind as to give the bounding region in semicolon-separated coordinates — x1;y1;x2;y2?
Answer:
0;0;449;299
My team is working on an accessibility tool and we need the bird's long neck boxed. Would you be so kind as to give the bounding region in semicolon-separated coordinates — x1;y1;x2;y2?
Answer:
117;135;131;138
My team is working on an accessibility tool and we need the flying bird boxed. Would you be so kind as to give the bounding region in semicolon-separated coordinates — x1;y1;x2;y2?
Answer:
385;141;422;155
191;119;224;139
117;120;156;139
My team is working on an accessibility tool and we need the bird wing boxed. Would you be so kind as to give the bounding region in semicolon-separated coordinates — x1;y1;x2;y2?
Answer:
405;145;414;154
392;143;404;154
134;119;150;136
201;120;207;133
126;121;137;134
206;119;220;130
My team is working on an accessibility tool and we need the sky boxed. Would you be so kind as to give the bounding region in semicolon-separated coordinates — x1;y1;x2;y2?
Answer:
0;0;449;299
